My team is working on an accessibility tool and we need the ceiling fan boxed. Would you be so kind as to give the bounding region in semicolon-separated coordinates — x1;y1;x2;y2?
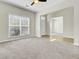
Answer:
31;0;47;6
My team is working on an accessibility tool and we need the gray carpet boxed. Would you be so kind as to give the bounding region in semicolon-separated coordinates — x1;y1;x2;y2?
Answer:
0;38;79;59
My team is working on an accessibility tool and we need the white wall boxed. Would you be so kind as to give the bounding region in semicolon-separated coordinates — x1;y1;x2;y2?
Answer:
0;2;35;41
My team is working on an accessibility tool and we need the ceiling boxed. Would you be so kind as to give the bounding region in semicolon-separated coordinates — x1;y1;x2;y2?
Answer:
2;0;65;12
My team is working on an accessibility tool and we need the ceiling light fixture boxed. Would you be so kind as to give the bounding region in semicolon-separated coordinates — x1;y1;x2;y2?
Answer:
31;0;47;6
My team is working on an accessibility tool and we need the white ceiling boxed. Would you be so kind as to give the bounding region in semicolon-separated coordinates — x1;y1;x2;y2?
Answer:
2;0;65;12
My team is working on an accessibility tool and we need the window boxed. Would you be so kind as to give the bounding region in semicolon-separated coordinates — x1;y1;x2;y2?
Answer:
50;16;63;35
8;14;30;37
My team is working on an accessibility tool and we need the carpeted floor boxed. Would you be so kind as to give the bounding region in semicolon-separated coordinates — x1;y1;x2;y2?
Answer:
0;38;79;59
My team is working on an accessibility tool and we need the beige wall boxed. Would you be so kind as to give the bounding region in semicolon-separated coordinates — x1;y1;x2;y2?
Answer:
35;0;79;46
40;7;74;38
50;7;74;38
36;0;73;37
73;0;79;46
0;2;35;41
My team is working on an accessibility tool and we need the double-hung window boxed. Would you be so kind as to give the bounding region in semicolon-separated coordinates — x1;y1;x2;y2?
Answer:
8;14;30;37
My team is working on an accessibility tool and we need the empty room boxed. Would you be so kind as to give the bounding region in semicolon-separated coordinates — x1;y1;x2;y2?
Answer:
0;0;79;59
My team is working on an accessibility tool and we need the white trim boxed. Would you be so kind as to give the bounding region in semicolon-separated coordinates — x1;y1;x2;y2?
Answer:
35;34;41;37
0;38;22;43
74;43;79;46
50;39;56;42
63;34;73;38
8;14;30;37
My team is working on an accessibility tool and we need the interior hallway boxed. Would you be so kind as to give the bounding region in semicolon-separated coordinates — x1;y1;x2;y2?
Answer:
0;37;79;59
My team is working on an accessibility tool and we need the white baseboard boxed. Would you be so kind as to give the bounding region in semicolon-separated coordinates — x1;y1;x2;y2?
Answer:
0;38;21;43
35;34;41;37
0;35;37;43
74;43;79;46
50;34;73;38
63;35;73;38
